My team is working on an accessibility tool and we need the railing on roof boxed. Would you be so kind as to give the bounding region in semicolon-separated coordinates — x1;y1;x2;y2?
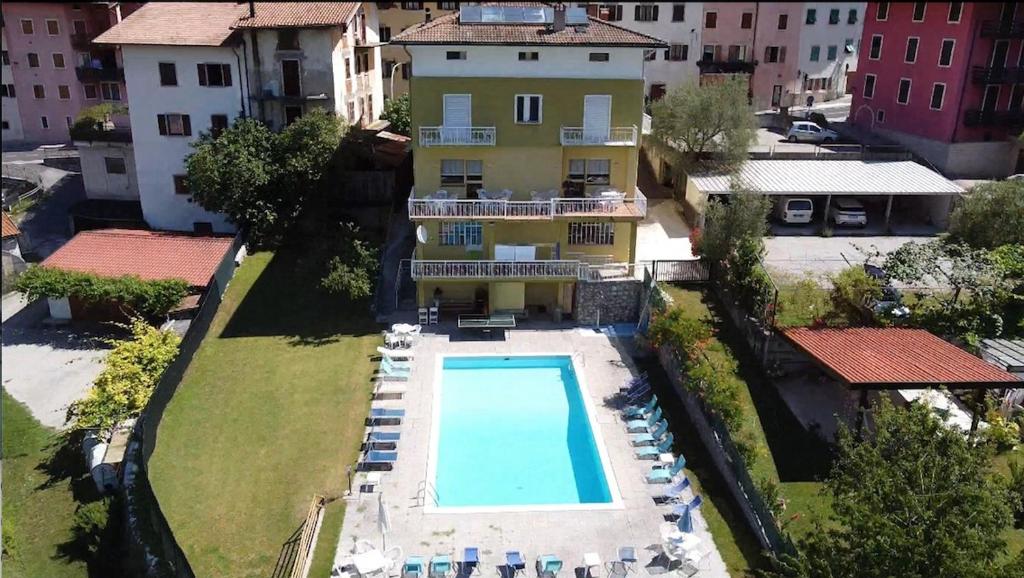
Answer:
408;189;647;219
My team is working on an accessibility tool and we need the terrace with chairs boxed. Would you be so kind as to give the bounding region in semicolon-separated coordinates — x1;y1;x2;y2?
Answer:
408;188;648;221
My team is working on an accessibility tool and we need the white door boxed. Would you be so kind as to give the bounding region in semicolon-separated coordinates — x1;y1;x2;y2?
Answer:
583;95;611;144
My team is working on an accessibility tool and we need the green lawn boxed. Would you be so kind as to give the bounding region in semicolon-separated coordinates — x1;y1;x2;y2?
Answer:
147;251;381;577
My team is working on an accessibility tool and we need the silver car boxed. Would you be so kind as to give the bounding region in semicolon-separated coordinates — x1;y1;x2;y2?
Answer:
786;121;839;143
830;198;867;227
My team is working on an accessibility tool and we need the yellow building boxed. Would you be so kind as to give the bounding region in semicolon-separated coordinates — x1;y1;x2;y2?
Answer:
393;4;664;319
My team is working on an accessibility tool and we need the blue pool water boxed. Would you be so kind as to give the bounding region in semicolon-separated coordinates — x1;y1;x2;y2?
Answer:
434;356;613;507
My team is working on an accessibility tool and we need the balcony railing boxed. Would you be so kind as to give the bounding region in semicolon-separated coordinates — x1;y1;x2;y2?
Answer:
408;189;647;220
410;259;583;280
75;65;125;83
419;126;497;146
980;20;1024;38
560;126;638;146
697;59;757;74
971;66;1024;84
964;109;1024;127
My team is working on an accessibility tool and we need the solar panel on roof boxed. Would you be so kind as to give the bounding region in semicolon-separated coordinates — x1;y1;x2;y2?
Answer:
566;7;588;24
460;6;482;22
481;6;503;22
522;7;547;23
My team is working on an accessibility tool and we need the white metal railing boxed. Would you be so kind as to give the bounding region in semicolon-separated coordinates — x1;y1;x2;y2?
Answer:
419;126;496;146
560;126;638;146
410;259;583;280
408;188;648;219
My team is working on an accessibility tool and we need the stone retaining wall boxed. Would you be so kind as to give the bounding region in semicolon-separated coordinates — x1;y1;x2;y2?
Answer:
575;279;643;325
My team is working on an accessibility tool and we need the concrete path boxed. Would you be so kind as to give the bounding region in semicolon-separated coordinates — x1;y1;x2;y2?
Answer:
636;200;695;262
763;236;933;283
2;160;84;259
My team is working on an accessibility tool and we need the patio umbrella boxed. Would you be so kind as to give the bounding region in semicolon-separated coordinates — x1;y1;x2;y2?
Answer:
378;493;392;549
676;503;694;533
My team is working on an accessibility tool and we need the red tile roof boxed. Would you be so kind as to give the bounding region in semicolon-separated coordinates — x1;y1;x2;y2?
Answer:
393;3;665;47
94;2;245;46
783;328;1019;387
42;229;234;287
233;2;360;29
2;213;20;239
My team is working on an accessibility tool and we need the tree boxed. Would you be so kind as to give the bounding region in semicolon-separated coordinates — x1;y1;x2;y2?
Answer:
649;77;757;175
761;401;1015;578
948;179;1024;249
319;222;379;301
827;266;882;326
697;188;772;263
380;94;410;136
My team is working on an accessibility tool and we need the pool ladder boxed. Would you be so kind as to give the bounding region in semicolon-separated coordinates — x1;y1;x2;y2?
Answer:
416;480;440;507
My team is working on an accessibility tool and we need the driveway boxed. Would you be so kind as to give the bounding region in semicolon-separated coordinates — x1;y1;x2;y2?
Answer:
763;235;933;282
3;154;84;260
636;198;695;261
2;292;111;428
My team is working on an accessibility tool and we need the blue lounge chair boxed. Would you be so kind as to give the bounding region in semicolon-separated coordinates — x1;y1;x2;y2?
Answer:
368;430;401;443
623;382;652;404
380;357;411;379
460;547;479;575
360;450;398;471
629;419;668;446
368;407;406;425
674;495;703;513
535;555;562;578
404;556;426;578
655;477;692;504
647;455;686;483
506;551;526;578
626;406;662;433
623;394;659;419
430;555;452;578
634;432;674;459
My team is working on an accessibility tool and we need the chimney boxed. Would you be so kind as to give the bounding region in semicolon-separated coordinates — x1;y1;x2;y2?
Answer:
248;0;255;18
553;5;565;31
425;7;432;22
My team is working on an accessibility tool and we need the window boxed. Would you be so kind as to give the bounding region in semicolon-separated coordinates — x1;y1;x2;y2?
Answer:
827;45;838;61
401;63;410;80
173;175;189;195
905;37;919;63
45;18;59;35
518;51;539;61
58;85;70;100
876;109;885;123
897;78;911;104
741;12;753;29
159;62;177;86
778;14;788;29
939;39;955;66
806;8;816;24
702;45;716;62
73;19;87;34
589;52;610;62
930;83;946;110
912;2;926;22
597;4;622;22
829;9;840;24
40;116;49;129
439;222;482;247
157;113;192;136
401;2;423;9
52;53;65;68
2;121;9;130
1010;85;1024;112
440;160;483;196
567;159;611;185
863;74;876;99
285;106;302;125
344;57;351;79
672;4;685;22
27;53;39;68
1;51;8;65
635;4;658;22
948;2;963;23
83;84;97;99
764;46;786;63
727;45;745;62
446;51;466;60
644;49;656;61
0;84;15;98
379;26;391;42
439;2;459;10
33;85;45;99
810;45;821;62
20;19;33;35
277;29;300;50
197;63;231;86
568;222;615;246
848;9;858;24
667;44;688;61
869;34;882;60
876;2;889;21
705;11;717;29
104;157;126;174
210;114;229;136
515;94;542;124
100;82;120;101
382;59;395;78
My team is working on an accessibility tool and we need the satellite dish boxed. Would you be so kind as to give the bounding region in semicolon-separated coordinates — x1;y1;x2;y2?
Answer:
416;225;429;244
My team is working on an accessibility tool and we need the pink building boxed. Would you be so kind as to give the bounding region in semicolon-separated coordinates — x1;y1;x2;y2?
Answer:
699;2;758;100
850;2;1023;177
1;2;137;144
751;4;803;109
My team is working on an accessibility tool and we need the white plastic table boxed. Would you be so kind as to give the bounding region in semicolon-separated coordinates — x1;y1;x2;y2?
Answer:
582;552;602;578
353;550;388;577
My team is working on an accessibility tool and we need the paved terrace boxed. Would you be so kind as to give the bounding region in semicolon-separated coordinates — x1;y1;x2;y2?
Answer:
333;325;728;578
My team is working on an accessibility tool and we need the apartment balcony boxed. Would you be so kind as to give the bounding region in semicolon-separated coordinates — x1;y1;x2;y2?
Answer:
971;66;1024;84
696;59;757;74
560;126;638;146
410;259;583;281
419;126;497;146
71;32;97;50
963;109;1024;127
980;20;1024;38
408;189;647;220
70;126;132;144
75;65;125;83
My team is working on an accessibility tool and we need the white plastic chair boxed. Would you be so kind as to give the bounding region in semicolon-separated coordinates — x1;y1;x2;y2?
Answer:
418;308;429;325
428;307;439;325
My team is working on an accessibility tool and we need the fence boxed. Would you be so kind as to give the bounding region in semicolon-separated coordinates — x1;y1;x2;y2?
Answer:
642;259;711;283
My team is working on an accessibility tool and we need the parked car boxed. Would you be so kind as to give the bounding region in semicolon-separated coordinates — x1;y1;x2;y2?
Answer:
863;264;909;317
830;198;868;227
786;121;839;144
775;197;815;224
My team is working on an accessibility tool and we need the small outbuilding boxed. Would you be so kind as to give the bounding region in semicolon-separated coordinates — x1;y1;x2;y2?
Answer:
2;212;22;259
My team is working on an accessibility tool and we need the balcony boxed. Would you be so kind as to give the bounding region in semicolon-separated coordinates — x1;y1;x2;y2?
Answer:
408;189;647;220
980;20;1024;38
696;59;757;74
963;109;1024;127
75;65;125;83
560;126;638;146
70;126;132;144
971;66;1024;84
71;32;97;50
419;126;497;146
410;259;583;280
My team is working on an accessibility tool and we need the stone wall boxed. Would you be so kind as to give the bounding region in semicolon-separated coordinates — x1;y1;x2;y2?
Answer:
574;279;643;325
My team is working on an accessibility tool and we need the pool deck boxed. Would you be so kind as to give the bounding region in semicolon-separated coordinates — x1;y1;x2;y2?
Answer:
332;324;729;578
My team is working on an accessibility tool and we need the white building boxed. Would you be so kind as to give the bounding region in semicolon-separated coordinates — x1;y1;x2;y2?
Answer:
796;2;865;103
1;30;25;142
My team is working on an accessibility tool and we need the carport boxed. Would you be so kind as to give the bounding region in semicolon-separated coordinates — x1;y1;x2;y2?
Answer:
686;160;965;233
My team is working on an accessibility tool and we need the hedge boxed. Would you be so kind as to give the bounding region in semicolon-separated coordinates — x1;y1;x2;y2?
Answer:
16;267;190;318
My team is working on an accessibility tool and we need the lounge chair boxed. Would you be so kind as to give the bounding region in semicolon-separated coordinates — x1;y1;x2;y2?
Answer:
623;382;652;404
655;477;692;504
378;346;414;360
460;547;479;575
634;433;674;459
623;394;659;419
360;450;398;471
430;555;452;578
671;495;703;515
379;357;411;380
616;547;637;570
625;406;662;433
365;430;400;450
368;407;406;425
404;556;426;578
506;551;526;578
629;420;668;446
605;561;627;578
646;455;686;484
535;555;562;578
373;380;408;400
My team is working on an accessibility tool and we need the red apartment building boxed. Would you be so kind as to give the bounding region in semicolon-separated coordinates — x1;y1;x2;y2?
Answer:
850;1;1023;177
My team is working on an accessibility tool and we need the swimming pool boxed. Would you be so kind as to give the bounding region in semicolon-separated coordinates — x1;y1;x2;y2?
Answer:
427;355;621;512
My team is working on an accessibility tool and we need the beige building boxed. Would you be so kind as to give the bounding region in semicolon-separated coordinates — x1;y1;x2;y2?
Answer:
378;2;457;100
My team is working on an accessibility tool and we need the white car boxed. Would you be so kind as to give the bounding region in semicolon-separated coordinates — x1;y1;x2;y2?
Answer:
786;121;839;144
775;197;814;224
830;198;867;227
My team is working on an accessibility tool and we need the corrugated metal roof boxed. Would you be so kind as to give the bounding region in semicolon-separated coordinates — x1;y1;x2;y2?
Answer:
690;160;966;196
980;339;1024;373
783;328;1019;387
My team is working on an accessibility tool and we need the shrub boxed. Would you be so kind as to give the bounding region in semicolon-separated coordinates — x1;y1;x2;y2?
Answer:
757;476;786;521
728;237;775;320
317;222;379;301
948;179;1024;249
648;308;713;359
981;411;1021;452
827;266;882;326
16;267;189;318
776;276;831;328
69;103;128;141
380;94;410;135
1010;460;1024;529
